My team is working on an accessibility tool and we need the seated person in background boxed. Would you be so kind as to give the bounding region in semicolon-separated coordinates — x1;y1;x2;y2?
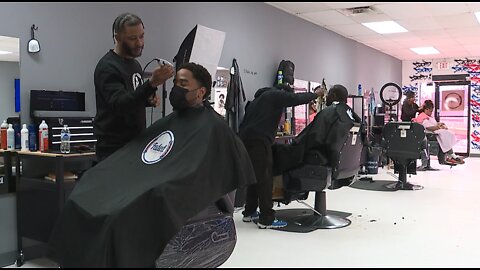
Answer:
413;100;464;165
273;84;363;175
401;91;420;122
298;84;362;167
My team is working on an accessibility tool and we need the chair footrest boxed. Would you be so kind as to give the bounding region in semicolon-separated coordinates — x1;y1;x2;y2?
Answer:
273;209;352;232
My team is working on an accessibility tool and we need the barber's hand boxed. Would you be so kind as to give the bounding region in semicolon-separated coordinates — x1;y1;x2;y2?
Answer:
148;94;161;107
149;64;174;88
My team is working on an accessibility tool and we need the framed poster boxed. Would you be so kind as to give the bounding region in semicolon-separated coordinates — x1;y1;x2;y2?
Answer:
214;87;227;117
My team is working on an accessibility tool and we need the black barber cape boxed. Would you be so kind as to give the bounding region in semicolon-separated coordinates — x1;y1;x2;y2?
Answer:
47;105;256;268
273;102;362;174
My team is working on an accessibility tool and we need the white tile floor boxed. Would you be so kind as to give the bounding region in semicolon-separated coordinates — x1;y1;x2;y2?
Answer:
5;157;480;268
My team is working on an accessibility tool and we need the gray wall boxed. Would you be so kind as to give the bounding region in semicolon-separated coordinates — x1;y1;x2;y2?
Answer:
0;2;401;124
0;61;20;122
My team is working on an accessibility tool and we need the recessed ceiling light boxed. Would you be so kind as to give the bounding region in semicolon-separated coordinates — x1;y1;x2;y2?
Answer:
0;50;12;55
361;21;408;34
410;47;440;55
475;12;480;24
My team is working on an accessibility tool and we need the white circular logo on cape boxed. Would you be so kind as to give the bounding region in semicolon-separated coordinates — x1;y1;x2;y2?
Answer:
141;131;174;165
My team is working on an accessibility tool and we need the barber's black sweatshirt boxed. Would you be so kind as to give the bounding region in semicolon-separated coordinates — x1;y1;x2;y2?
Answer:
93;50;157;154
401;99;419;121
239;87;317;144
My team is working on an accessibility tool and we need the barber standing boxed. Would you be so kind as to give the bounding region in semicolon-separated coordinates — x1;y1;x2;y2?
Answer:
239;84;324;229
93;13;174;162
401;91;419;121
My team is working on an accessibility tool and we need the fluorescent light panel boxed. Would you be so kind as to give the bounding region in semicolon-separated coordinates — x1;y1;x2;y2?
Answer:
0;50;12;55
362;21;408;34
475;12;480;24
410;47;440;55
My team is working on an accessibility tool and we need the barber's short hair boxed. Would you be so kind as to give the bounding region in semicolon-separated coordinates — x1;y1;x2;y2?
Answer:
329;84;348;103
112;13;144;42
405;91;416;99
178;62;212;100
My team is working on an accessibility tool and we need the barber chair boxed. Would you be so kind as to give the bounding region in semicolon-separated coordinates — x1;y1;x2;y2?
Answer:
155;192;236;268
382;122;425;191
420;132;441;170
273;124;364;232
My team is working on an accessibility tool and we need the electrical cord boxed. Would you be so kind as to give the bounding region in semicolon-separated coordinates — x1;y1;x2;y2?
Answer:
142;58;174;126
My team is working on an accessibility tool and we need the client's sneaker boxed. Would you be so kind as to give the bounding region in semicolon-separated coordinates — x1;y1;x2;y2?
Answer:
257;219;288;229
451;154;465;164
451;153;464;159
242;211;260;222
445;157;460;165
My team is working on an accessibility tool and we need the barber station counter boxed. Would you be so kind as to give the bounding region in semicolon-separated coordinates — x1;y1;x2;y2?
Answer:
0;149;96;266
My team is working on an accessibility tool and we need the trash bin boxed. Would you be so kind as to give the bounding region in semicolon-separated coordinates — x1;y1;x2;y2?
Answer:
366;146;382;174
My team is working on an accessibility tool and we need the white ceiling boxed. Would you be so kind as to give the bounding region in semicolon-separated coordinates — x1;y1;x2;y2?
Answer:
266;2;480;61
0;35;20;62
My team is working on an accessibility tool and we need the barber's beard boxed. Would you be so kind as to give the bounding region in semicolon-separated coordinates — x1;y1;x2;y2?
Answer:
122;42;143;58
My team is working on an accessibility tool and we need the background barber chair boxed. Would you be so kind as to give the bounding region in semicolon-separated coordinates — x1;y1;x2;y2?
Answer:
421;133;440;170
273;124;364;233
382;122;425;191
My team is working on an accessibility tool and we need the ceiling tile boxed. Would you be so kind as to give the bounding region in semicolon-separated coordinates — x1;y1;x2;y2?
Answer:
373;3;430;19
424;2;469;16
325;23;376;37
362;41;404;56
389;36;427;48
444;26;480;38
411;29;450;38
433;13;478;28
322;2;372;9
348;13;393;24
466;2;480;11
266;2;331;14
463;44;480;52
301;10;357;26
350;33;386;42
453;36;480;46
382;32;418;40
396;17;443;31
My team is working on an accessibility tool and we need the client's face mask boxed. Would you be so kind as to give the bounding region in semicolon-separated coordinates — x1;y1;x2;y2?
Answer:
169;85;200;111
